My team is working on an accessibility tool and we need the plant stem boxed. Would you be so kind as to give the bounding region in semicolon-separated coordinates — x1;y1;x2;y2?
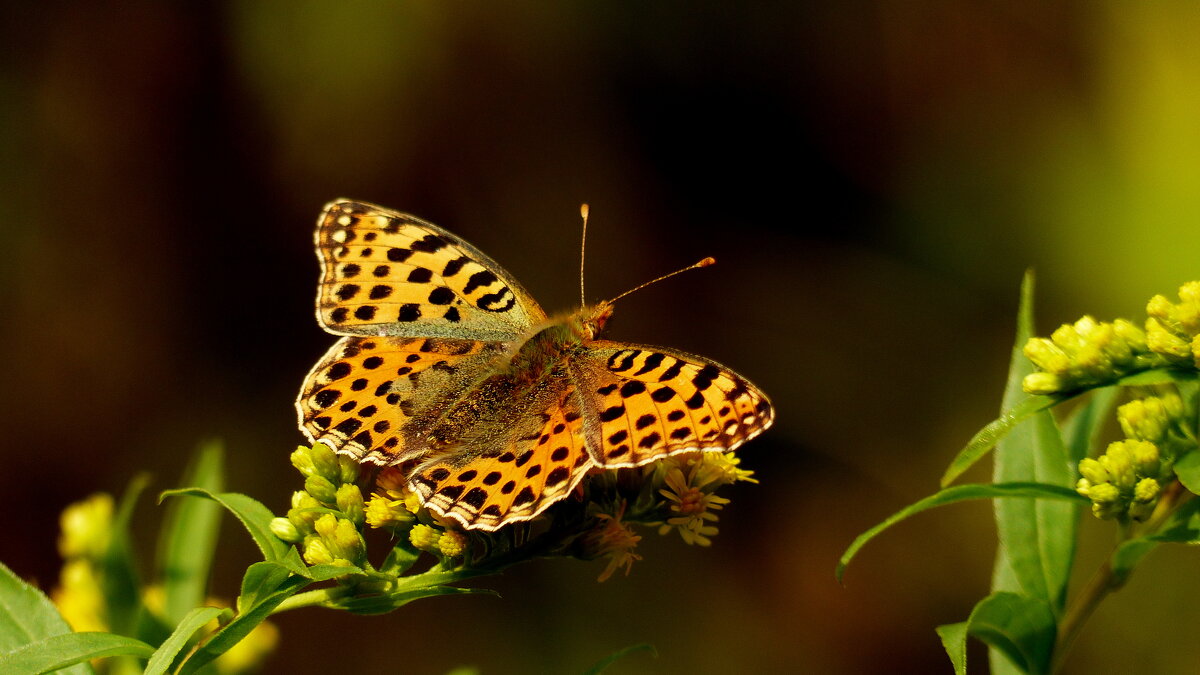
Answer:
1050;481;1188;674
271;585;354;613
1050;556;1117;675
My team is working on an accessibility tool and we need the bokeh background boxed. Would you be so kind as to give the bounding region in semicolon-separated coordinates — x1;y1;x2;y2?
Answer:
4;2;1200;673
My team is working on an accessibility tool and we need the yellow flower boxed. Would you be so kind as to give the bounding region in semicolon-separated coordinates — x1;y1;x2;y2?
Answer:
51;559;107;633
657;467;731;546
214;620;279;674
57;493;113;560
580;505;643;582
438;530;468;558
409;524;441;552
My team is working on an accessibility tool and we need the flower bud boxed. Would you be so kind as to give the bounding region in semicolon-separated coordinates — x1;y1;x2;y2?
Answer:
1077;458;1109;485
314;513;338;539
336;484;365;526
364;495;415;529
438;530;468;558
338;455;360;484
1100;442;1137;490
1113;319;1147;352
1023;372;1064;395
269;517;302;543
333;518;365;563
1146;318;1190;361
1129;440;1160;478
1133;477;1160;504
303;536;334;566
290;446;317;477
309;443;341;484
305;475;338;506
409;524;441;552
1023;338;1070;374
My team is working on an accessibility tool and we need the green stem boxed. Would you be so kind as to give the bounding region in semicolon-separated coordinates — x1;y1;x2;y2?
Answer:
1050;480;1187;674
271;585;354;613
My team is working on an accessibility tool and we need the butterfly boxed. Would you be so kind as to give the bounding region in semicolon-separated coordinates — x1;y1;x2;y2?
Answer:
296;199;774;530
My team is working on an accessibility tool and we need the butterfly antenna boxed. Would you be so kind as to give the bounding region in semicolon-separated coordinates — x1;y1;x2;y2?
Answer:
579;203;590;309
608;256;716;304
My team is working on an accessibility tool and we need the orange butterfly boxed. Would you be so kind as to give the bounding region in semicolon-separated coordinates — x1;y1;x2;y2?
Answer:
297;200;773;530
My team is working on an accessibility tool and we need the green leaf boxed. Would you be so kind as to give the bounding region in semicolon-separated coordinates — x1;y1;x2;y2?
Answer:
837;482;1087;583
330;585;496;616
101;474;151;636
963;592;1057;675
178;576;310;675
1174;451;1200;495
1114;367;1198;387
0;561;91;674
159;489;291;565
143;606;229;675
583;643;658;675
936;622;968;675
941;395;1066;487
237;562;294;611
158;441;225;624
0;632;154;674
1059;387;1119;466
992;271;1078;617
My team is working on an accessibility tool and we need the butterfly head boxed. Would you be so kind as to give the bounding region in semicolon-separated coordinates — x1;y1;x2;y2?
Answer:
573;300;615;340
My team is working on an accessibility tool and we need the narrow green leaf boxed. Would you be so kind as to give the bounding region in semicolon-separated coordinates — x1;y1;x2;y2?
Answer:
967;592;1057;675
158;441;225;624
936;622;968;675
178;577;310;675
331;585;497;616
1114;367;1198;387
237;563;293;611
583;643;658;675
0;561;90;674
837;482;1087;583
992;271;1078;617
0;632;154;674
1059;387;1119;466
143;606;228;675
940;394;1065;487
159;489;289;564
102;474;150;636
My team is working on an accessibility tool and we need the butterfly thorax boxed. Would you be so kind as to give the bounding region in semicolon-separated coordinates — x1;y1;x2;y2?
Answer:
416;304;611;461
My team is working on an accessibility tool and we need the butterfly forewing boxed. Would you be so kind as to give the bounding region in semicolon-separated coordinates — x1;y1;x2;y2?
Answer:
297;335;505;464
316;200;546;342
575;342;774;468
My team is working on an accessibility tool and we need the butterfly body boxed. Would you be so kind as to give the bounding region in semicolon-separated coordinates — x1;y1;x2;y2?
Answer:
298;200;773;530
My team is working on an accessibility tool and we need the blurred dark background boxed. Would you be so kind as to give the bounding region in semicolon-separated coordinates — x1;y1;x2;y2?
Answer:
4;2;1200;673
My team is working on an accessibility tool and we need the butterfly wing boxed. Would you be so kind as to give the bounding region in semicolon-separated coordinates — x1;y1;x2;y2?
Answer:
572;341;774;467
297;335;507;465
407;382;592;530
315;199;547;342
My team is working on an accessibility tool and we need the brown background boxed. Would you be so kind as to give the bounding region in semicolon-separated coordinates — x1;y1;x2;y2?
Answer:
4;3;1200;673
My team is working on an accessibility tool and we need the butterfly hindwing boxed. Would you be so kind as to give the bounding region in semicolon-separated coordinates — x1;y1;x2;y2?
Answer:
409;385;591;530
297;335;505;464
315;200;547;342
575;341;774;468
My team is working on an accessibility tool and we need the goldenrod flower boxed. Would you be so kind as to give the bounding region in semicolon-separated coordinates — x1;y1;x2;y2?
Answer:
438;530;468;558
57;493;112;560
409;524;441;553
580;505;643;582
